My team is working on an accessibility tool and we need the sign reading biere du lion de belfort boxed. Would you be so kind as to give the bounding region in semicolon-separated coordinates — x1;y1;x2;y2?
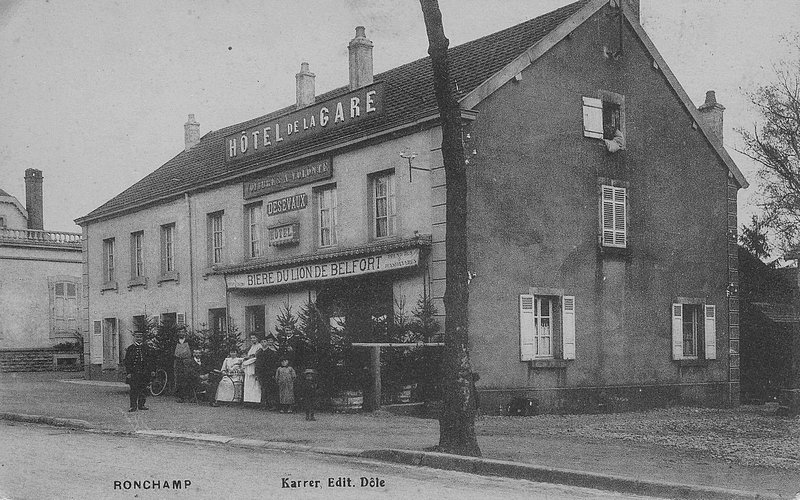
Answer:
226;82;385;163
228;248;419;289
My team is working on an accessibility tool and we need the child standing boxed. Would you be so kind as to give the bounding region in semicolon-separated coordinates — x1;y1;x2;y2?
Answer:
300;369;319;421
275;357;296;413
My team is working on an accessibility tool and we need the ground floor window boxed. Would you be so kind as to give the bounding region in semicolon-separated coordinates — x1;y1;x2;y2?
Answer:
245;305;265;336
209;308;227;335
519;292;575;361
672;301;716;360
316;274;393;341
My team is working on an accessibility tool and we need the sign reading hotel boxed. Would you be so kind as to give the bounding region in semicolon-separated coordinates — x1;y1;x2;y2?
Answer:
269;223;299;246
225;82;385;163
228;249;419;289
243;159;331;199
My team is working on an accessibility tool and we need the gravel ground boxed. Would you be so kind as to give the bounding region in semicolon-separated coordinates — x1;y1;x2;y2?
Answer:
477;404;800;471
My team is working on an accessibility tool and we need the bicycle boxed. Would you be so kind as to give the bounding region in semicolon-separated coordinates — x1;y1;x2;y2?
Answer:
149;368;169;396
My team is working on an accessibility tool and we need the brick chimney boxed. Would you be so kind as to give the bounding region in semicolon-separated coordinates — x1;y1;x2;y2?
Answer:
24;168;43;230
184;114;200;151
697;90;725;143
296;62;316;109
348;26;374;90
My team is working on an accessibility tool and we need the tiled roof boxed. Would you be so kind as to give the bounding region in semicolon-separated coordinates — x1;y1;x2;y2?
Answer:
78;0;588;223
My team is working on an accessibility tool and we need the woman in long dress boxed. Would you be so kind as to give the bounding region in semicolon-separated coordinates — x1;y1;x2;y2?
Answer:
242;334;263;404
215;349;243;403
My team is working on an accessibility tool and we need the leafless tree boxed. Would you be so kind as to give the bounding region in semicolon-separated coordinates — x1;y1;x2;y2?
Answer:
419;0;480;457
739;37;800;251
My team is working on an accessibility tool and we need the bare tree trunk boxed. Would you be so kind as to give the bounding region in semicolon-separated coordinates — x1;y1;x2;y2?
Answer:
420;0;480;457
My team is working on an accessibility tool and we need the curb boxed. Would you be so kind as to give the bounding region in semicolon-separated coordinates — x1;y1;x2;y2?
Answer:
0;413;784;500
359;449;783;500
0;412;93;429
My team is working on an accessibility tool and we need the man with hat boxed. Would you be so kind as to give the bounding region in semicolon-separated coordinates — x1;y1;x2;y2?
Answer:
124;331;154;412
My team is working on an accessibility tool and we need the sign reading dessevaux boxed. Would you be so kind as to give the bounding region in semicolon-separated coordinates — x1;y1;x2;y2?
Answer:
228;249;419;289
266;193;307;217
225;82;385;163
243;159;331;199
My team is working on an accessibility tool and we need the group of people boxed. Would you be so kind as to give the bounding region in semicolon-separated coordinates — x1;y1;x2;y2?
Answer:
123;330;319;420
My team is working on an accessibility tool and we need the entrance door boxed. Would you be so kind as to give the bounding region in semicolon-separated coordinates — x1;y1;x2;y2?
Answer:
102;317;119;369
316;274;393;341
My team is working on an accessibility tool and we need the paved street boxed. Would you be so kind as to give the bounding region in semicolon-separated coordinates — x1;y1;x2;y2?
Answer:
0;421;655;500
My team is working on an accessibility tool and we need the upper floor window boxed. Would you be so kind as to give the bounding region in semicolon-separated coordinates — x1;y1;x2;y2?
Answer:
0;216;6;228
372;172;396;239
160;223;175;274
246;203;262;258
317;186;338;247
130;231;144;278
600;184;627;248
102;238;115;283
583;92;626;144
208;211;224;265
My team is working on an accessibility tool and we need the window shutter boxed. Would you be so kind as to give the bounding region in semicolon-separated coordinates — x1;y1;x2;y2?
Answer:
562;295;576;360
519;294;535;361
704;305;717;360
112;318;120;364
671;304;683;360
582;97;604;139
177;312;186;328
613;188;627;247
601;186;627;248
91;320;103;364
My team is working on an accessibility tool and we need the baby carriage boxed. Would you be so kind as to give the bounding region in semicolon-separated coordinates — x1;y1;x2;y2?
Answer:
214;366;244;404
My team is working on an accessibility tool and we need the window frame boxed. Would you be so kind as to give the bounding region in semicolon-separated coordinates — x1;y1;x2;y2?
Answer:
371;170;396;239
207;211;224;266
130;231;144;279
49;276;80;339
583;91;626;141
160;223;176;275
599;183;628;249
520;289;576;363
316;184;338;248
245;202;262;258
671;299;717;361
102;238;115;284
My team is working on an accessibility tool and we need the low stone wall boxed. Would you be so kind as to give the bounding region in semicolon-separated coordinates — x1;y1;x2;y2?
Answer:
479;382;732;415
0;348;84;373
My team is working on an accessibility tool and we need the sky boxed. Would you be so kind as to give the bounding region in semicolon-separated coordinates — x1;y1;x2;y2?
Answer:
1;0;799;234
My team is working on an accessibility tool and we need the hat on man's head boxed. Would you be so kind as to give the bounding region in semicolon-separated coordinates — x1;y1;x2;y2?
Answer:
303;369;318;376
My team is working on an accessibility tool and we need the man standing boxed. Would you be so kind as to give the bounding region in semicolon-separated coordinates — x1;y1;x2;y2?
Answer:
124;331;154;412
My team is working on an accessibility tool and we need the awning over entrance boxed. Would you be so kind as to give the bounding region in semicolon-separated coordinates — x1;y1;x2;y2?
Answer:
215;235;431;290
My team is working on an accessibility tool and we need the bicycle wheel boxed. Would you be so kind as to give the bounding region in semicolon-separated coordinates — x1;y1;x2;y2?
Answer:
149;369;168;396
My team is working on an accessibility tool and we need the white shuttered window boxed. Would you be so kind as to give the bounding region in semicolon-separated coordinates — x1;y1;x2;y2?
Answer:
601;185;627;248
519;294;576;362
671;302;717;361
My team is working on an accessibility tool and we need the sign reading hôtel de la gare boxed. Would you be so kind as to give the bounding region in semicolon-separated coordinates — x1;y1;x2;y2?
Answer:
228;248;419;289
226;82;385;163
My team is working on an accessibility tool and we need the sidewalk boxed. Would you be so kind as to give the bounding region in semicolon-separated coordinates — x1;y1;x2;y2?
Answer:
0;371;796;498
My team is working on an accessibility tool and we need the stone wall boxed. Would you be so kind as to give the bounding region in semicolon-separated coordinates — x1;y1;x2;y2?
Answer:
0;348;83;372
